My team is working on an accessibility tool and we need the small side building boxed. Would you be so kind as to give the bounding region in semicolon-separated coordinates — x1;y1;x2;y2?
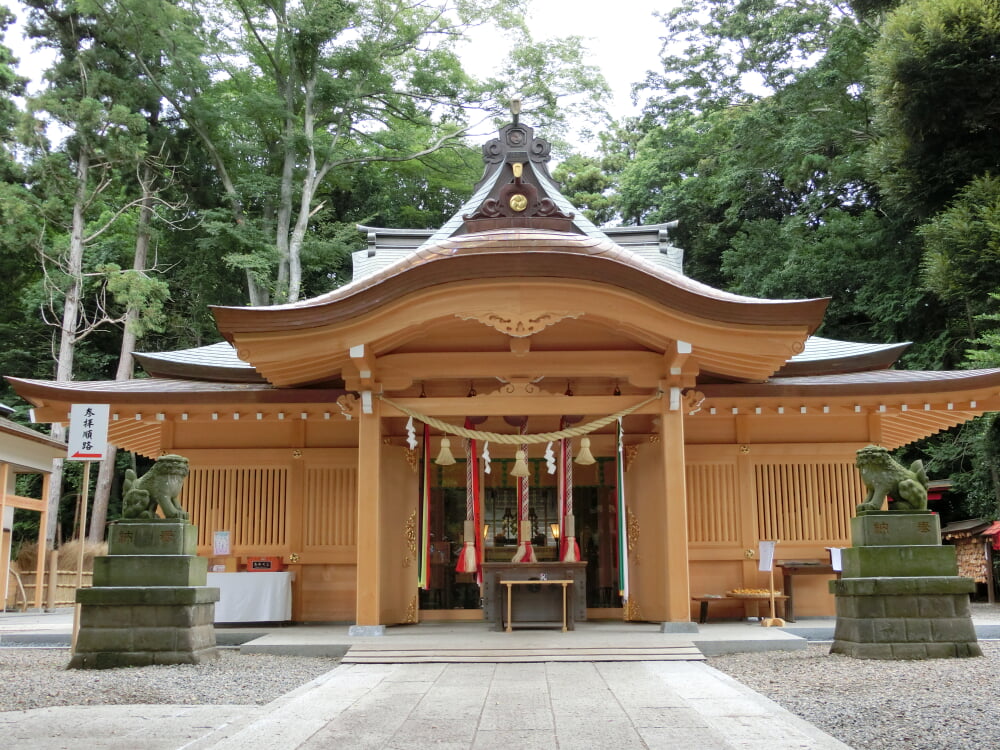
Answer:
1;405;65;610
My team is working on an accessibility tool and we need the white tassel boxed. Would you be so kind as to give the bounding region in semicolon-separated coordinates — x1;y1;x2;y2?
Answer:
435;437;456;466
482;441;491;474
510;449;529;477
575;436;596;465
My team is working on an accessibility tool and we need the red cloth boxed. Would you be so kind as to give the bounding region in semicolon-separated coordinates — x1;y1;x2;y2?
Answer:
983;521;1000;551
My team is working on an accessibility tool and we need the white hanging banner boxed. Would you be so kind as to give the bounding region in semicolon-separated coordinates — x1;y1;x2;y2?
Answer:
758;540;777;573
826;547;844;572
67;404;110;461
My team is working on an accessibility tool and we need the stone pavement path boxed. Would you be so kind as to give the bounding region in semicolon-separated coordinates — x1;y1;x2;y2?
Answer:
196;661;849;750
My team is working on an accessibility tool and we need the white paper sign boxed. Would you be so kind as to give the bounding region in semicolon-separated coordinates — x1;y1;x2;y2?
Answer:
758;540;777;572
213;531;231;556
67;404;110;461
826;547;844;572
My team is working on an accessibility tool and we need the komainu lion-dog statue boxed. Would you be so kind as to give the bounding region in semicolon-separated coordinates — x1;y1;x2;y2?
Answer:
121;454;191;520
855;445;929;513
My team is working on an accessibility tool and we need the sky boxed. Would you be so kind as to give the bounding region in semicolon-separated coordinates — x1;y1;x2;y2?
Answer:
505;1;670;119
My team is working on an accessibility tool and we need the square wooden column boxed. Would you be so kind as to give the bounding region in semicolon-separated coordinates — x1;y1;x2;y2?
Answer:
353;397;383;632
659;397;691;621
0;463;9;610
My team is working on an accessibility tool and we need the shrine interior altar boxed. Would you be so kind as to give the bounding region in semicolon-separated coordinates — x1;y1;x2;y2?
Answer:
482;561;587;631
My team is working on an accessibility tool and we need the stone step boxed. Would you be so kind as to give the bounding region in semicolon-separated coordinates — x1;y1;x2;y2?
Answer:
342;644;704;664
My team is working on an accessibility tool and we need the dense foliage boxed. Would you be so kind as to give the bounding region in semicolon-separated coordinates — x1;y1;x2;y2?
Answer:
606;0;1000;521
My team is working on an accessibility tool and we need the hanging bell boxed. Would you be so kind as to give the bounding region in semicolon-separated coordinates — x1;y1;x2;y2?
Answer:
575;436;596;465
435;437;456;465
510;449;530;477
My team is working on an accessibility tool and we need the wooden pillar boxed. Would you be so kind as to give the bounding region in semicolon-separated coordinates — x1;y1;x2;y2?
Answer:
735;417;759;586
35;474;51;610
354;396;383;628
660;397;691;621
0;463;8;610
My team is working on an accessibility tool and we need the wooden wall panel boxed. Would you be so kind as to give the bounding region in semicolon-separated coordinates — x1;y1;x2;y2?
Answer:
685;462;740;544
297;564;356;622
754;461;858;543
180;467;288;551
304;467;357;548
380;445;419;625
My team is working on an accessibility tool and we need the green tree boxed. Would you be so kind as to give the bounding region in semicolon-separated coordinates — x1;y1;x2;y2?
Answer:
21;0;175;543
0;5;49;409
867;0;1000;221
97;0;607;305
616;1;956;361
553;153;617;226
920;175;1000;340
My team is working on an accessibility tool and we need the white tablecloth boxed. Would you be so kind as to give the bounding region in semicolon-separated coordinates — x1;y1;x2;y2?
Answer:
206;571;294;623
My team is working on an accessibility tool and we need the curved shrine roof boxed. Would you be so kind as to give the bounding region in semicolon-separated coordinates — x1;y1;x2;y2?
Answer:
132;334;910;384
133;341;265;383
211;228;830;338
213;118;829;358
776;336;910;376
701;367;1000;398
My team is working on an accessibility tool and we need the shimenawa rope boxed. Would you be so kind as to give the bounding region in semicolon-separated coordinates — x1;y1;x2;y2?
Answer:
376;390;664;444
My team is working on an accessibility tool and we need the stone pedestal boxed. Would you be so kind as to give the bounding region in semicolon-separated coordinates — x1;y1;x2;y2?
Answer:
830;510;981;660
69;520;219;669
830;577;981;659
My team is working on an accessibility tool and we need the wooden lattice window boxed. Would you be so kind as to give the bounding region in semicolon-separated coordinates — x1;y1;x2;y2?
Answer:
755;462;857;543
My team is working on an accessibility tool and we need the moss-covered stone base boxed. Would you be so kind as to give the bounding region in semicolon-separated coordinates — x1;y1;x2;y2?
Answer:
830;577;981;659
70;586;220;669
840;545;959;578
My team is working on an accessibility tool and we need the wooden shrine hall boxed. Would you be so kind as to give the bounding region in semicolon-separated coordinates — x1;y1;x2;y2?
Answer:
10;117;1000;629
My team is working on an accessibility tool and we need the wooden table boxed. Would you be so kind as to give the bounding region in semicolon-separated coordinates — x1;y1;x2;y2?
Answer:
500;579;573;632
776;560;838;622
206;571;294;623
482;562;586;631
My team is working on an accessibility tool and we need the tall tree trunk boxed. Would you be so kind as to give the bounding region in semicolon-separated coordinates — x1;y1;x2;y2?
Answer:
275;117;296;302
45;150;90;545
87;162;156;541
286;78;320;304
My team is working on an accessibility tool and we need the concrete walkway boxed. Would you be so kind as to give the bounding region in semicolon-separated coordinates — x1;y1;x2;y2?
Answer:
185;659;851;750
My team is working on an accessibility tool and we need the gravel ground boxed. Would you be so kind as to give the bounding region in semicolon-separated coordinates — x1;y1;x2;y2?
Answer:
0;649;340;713
710;640;1000;750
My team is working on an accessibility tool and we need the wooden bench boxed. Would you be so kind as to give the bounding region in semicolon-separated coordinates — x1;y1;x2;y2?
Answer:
692;593;788;623
691;594;726;623
729;593;789;622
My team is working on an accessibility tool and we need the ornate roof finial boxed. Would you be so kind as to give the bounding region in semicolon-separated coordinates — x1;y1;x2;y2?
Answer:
510;97;521;126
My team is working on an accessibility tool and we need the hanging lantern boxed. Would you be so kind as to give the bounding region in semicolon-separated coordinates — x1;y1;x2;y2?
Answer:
435;437;456;465
510;449;529;476
575;436;596;465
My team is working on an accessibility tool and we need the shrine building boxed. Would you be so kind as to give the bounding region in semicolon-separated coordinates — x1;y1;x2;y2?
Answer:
10;118;1000;628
